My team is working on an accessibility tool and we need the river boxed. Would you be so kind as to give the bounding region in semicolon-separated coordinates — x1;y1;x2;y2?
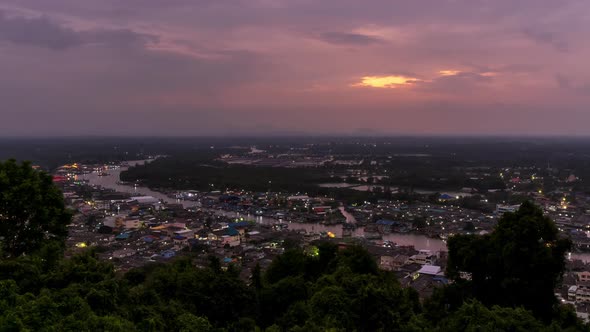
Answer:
80;160;590;260
80;159;275;224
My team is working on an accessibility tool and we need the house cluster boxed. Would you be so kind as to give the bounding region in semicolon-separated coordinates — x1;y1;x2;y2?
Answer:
557;263;590;321
350;200;498;240
175;190;345;225
366;244;448;299
565;271;590;304
57;176;312;273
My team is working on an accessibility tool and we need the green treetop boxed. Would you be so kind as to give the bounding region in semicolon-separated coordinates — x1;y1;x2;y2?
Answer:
0;160;71;258
447;201;571;319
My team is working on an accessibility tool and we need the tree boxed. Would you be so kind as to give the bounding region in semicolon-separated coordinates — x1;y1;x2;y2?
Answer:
0;160;71;258
447;201;571;319
175;313;212;332
208;255;222;273
309;286;352;329
260;276;308;327
265;249;307;284
438;300;544;332
463;221;475;232
336;245;378;275
412;217;427;230
252;263;263;291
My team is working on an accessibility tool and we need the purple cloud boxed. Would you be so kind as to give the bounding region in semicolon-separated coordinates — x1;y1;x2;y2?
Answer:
0;0;588;136
0;10;156;50
522;27;569;52
317;32;384;46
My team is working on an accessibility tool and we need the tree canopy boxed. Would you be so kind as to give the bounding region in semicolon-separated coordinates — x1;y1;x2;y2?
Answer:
447;201;572;318
0;160;71;258
0;241;586;331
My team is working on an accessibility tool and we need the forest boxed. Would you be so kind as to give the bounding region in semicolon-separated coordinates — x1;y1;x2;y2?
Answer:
0;230;586;331
119;155;503;200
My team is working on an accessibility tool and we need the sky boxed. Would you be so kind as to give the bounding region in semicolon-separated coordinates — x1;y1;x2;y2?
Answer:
0;0;589;136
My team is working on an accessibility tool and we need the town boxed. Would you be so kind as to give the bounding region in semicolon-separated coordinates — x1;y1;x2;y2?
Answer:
49;141;590;320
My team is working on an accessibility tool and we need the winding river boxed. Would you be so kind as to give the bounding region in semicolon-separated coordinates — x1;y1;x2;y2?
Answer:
81;160;590;260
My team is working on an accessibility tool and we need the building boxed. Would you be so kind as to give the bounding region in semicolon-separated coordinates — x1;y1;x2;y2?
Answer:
112;249;135;258
128;196;160;205
408;250;437;265
288;195;310;201
417;265;443;276
174;229;195;239
221;235;241;247
160;250;176;259
380;254;409;271
495;204;520;215
569;285;578;301
117;218;142;229
579;271;590;282
576;281;590;303
219;227;241;247
115;232;131;241
173;235;188;246
312;206;333;215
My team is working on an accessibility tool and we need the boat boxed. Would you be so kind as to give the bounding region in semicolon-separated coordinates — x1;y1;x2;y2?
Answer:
382;240;396;248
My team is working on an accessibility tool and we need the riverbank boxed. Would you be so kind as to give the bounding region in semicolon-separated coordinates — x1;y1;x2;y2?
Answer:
79;160;590;262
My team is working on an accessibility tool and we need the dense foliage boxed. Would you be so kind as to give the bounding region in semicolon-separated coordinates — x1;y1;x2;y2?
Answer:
120;154;507;193
447;201;572;319
0;160;71;258
0;240;586;331
121;157;334;193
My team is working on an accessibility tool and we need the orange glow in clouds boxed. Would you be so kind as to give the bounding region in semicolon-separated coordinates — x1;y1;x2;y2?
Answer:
438;70;461;76
352;75;419;88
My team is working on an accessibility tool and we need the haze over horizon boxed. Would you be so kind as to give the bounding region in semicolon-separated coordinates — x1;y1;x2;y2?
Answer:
1;1;589;136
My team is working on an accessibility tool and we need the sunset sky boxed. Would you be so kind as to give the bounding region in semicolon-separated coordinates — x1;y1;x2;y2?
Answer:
1;0;589;136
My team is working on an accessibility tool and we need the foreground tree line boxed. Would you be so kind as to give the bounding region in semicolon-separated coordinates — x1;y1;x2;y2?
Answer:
0;160;588;331
1;242;585;331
